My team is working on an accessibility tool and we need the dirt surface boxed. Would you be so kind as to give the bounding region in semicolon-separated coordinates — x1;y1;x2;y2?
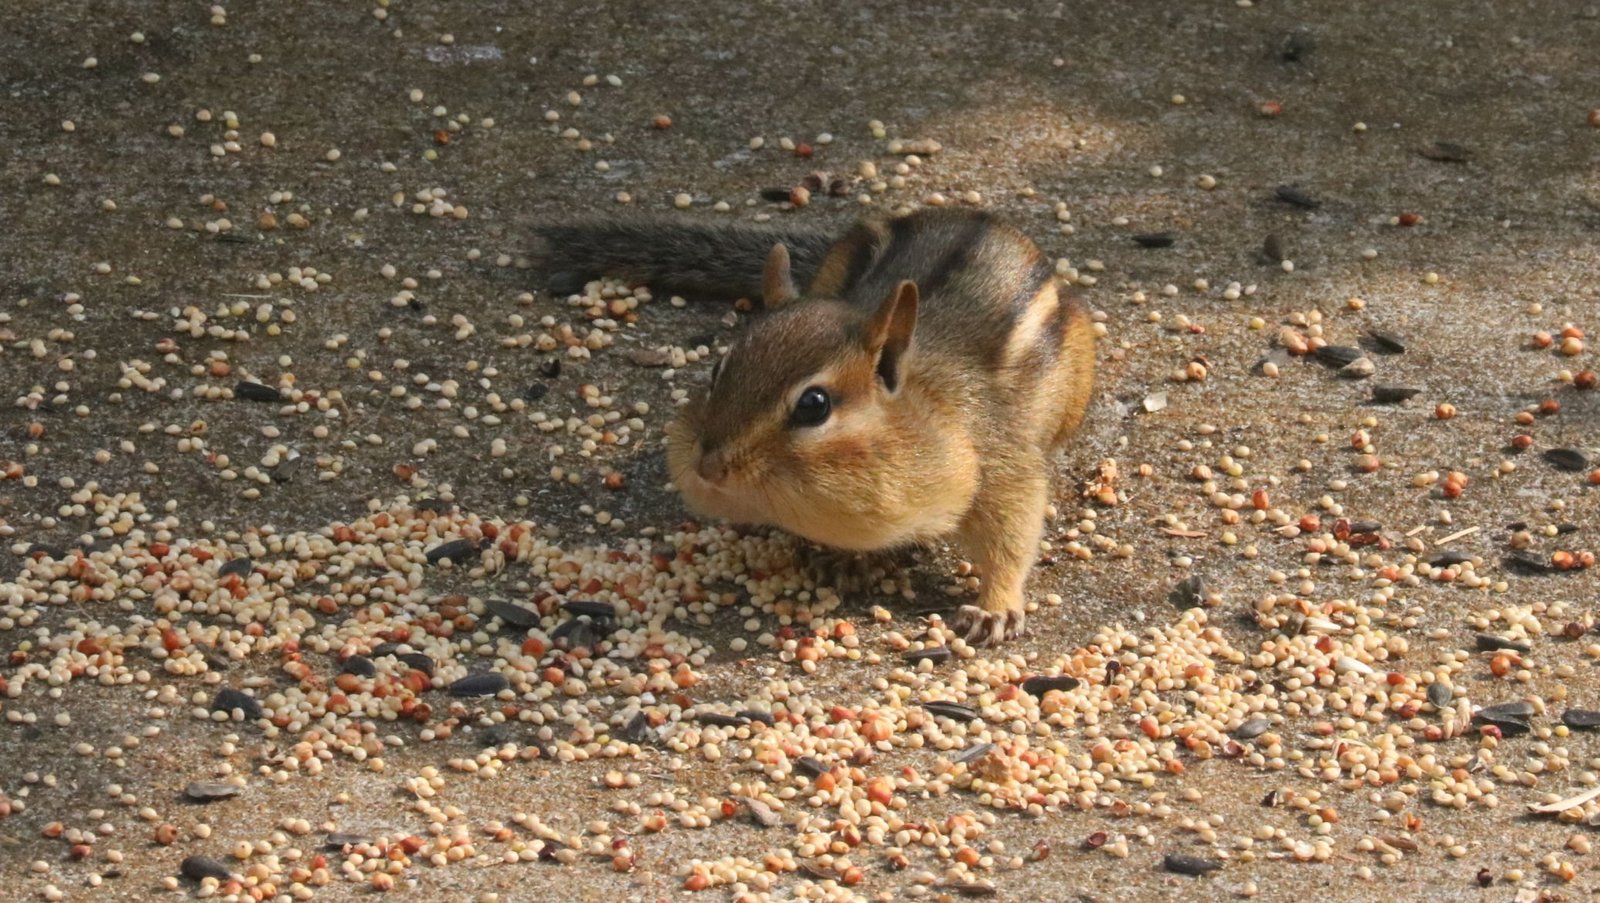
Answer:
4;1;1600;901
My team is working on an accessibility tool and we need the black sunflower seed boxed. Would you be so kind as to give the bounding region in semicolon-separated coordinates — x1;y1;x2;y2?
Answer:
539;358;562;379
954;742;995;764
448;672;508;696
211;688;262;720
340;655;377;678
1021;675;1081;698
396;652;434;675
695;712;750;728
903;646;952;665
760;187;794;202
1563;709;1600;729
738;709;776;726
1314;345;1364;368
234;381;283;403
483;599;539;629
1370;385;1421;404
1427;682;1453;708
1474;701;1535;735
562;599;616;619
1365;331;1407;354
1163;853;1223;876
217;557;253;578
924;701;981;723
795;756;829;778
1232;718;1271;740
1132;232;1176;248
1275;184;1320;209
424;538;479;565
1545;449;1590;472
324;832;372;849
1477;700;1535;720
1430;550;1473;567
1475;634;1531;653
181;856;233;881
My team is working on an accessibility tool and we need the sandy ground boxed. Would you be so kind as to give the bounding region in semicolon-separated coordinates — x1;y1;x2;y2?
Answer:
3;0;1600;901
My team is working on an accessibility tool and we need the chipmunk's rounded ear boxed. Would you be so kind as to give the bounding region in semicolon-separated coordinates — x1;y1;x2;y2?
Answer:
866;280;919;392
762;243;798;310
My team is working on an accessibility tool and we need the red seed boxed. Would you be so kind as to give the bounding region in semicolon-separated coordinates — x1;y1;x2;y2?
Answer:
1397;212;1422;226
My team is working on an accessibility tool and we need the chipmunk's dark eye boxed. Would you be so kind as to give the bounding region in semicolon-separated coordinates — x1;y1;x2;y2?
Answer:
789;386;832;427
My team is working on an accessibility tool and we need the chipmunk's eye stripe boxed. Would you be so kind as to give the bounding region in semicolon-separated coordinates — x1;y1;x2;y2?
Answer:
789;386;831;428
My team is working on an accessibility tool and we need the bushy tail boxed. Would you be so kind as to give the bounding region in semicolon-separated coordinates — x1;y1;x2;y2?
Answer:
529;217;837;299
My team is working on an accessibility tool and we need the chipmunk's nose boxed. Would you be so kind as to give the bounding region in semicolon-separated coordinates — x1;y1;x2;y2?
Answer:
695;444;729;483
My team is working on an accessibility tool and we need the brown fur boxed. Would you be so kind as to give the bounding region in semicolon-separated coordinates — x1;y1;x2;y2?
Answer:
548;208;1096;645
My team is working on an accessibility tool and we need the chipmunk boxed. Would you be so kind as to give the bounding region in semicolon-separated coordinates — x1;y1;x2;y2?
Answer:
530;208;1095;645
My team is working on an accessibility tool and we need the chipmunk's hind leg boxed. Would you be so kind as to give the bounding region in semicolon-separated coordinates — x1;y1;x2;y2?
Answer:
951;464;1048;646
796;543;916;595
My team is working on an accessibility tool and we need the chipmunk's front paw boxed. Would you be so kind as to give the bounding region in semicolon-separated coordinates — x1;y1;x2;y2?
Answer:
951;605;1026;646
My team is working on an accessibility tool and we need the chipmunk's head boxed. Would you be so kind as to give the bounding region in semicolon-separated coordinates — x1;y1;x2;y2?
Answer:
666;243;929;551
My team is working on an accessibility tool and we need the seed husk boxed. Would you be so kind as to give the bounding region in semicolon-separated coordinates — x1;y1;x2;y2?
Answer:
483;598;539;629
1417;141;1470;163
184;781;241;801
1430;550;1473;567
1261;233;1287;263
425;538;480;565
1562;709;1600;730
211;688;263;720
1370;385;1421;404
937;882;998;897
736;796;782;828
1340;357;1375;378
1545;448;1590;472
233;380;283;403
619;713;654;744
1427;682;1454;708
1275;184;1320;209
324;832;373;849
1504;551;1560;575
1132;231;1176;248
1163;853;1223;876
448;672;509;697
924;701;981;723
1172;574;1210;609
180;856;233;882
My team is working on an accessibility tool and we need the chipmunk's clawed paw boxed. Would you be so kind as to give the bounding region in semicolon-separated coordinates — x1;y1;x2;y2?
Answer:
951;605;1026;646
